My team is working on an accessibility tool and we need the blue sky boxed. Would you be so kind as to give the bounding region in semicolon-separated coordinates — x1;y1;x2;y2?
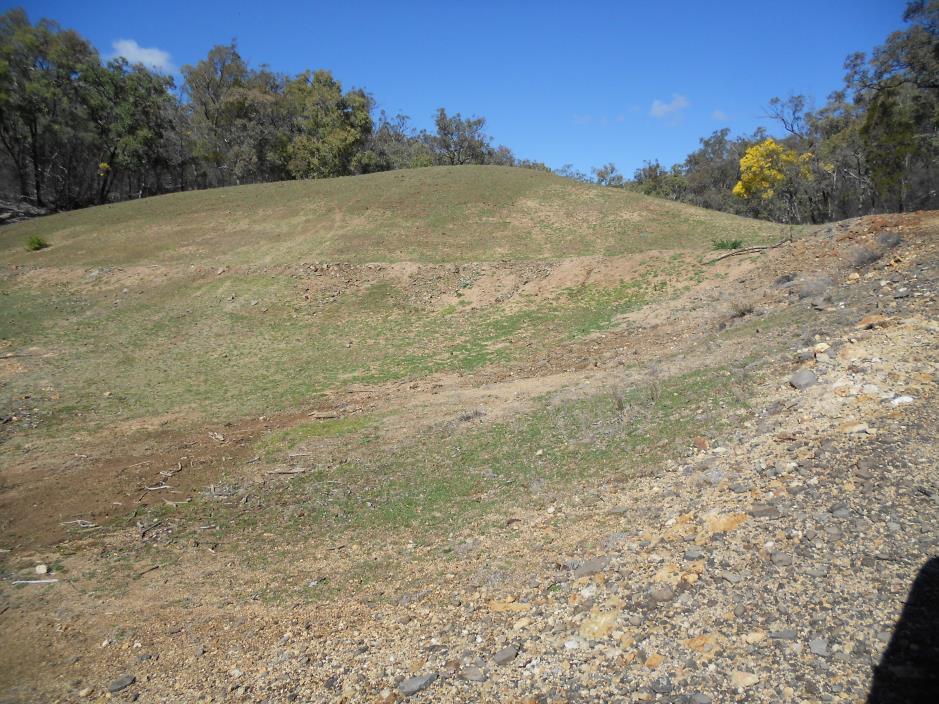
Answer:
14;0;907;175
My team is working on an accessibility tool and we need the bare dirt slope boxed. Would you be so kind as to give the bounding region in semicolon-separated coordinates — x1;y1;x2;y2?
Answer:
0;190;937;702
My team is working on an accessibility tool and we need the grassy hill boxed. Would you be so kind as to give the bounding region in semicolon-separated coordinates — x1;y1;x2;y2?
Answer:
3;167;936;703
0;165;790;547
0;165;780;266
0;167;785;441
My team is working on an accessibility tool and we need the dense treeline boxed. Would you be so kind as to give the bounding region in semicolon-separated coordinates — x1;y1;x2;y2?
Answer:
0;8;544;212
620;0;939;223
1;3;936;223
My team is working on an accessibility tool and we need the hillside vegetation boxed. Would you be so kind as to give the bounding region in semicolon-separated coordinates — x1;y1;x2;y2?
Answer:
1;165;936;703
0;166;780;265
0;166;782;470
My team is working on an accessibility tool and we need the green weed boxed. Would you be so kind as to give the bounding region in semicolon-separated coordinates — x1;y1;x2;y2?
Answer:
25;235;49;251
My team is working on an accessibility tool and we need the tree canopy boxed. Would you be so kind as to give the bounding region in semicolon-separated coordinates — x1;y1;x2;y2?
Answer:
0;9;544;212
0;2;935;224
611;1;938;223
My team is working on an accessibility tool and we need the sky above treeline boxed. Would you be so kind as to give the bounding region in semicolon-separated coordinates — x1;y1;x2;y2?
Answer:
11;0;908;175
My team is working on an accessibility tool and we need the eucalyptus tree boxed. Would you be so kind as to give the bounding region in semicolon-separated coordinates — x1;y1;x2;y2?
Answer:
0;9;98;207
428;108;491;165
181;42;250;187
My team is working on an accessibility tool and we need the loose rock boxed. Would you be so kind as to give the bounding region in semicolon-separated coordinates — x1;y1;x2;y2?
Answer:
107;675;135;693
398;673;437;697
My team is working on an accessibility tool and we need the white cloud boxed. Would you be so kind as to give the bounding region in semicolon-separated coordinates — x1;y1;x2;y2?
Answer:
711;109;730;121
650;94;690;118
111;39;174;73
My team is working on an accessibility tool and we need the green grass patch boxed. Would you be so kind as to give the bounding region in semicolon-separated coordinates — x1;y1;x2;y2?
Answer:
89;361;756;604
25;235;49;251
257;415;371;459
205;364;747;544
0;271;648;458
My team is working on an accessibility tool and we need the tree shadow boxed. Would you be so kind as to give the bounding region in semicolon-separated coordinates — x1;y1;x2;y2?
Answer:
868;556;939;703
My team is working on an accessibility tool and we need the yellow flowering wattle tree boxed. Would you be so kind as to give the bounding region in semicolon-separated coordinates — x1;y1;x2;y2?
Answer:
732;138;813;223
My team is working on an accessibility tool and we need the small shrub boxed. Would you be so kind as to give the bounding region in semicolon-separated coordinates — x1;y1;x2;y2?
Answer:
796;274;834;299
730;300;755;318
457;408;486;423
848;246;881;268
612;392;627;413
25;236;49;251
712;238;743;250
877;232;902;249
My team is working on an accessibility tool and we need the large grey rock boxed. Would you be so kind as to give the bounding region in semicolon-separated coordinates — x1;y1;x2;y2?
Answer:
493;645;518;665
651;677;673;693
750;504;781;519
107;675;135;693
398;673;438;696
650;586;674;602
572;556;609;578
790;370;818;390
458;666;486;682
809;637;830;657
770;629;797;640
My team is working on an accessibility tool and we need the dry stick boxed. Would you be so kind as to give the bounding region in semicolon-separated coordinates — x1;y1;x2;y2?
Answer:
139;521;162;538
705;236;792;265
60;519;97;529
12;579;59;585
160;462;183;478
135;565;161;579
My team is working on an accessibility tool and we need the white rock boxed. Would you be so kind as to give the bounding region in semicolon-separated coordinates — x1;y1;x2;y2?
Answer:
731;670;760;688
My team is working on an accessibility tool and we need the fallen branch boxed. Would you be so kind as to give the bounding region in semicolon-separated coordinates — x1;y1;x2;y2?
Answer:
12;579;58;585
60;519;97;529
134;565;161;579
266;467;307;475
705;236;792;264
160;462;183;477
